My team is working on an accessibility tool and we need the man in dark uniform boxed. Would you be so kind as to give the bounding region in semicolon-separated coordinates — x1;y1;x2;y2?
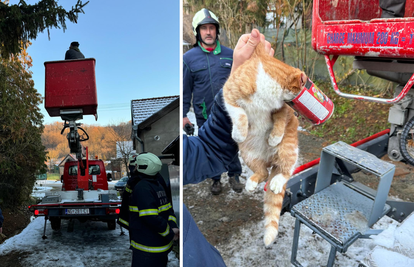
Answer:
183;8;243;195
118;153;173;231
65;41;85;60
128;152;178;267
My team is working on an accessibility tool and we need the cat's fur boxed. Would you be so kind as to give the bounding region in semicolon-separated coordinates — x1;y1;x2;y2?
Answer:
223;42;306;246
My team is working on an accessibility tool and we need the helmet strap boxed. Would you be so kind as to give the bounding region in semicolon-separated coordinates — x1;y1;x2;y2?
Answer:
138;165;148;171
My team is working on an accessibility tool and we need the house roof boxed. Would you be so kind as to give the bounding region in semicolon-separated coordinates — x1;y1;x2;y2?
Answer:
58;154;77;167
131;95;179;127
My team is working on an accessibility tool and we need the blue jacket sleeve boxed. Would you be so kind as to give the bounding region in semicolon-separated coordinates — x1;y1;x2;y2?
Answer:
0;208;3;228
183;89;239;185
183;204;226;267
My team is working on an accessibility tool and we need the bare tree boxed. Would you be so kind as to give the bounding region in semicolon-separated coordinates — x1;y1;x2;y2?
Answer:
185;0;268;48
107;122;133;177
183;13;196;46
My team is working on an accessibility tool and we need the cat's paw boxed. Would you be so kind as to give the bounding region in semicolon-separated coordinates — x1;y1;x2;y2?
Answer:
245;179;258;192
269;174;287;194
232;128;247;143
268;134;284;147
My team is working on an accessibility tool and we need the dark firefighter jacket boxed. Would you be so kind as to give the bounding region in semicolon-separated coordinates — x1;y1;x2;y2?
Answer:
117;167;172;230
117;167;140;229
183;41;233;127
129;173;177;255
183;89;239;266
65;48;85;60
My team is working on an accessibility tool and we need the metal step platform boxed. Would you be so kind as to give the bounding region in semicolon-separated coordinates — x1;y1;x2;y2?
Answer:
290;141;395;267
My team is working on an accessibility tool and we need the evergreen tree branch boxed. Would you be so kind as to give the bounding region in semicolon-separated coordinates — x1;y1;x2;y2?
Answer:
0;0;89;57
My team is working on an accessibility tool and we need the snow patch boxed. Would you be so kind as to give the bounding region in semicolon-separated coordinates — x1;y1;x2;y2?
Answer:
0;217;179;267
217;215;407;267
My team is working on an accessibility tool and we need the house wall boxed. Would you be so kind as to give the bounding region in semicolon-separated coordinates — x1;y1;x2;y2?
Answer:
135;106;179;157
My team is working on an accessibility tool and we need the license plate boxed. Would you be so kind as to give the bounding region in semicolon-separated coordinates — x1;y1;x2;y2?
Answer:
65;208;89;215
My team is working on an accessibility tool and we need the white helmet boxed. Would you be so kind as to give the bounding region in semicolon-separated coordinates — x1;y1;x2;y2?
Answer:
135;152;162;176
129;153;139;167
192;8;220;36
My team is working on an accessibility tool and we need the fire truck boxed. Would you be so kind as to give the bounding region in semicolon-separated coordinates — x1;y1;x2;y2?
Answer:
28;58;121;238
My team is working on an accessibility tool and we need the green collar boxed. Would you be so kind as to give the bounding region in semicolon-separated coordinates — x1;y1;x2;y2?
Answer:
198;40;221;55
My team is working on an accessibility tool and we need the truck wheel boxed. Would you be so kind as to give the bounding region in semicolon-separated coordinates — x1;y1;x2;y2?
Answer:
50;218;61;230
107;220;116;230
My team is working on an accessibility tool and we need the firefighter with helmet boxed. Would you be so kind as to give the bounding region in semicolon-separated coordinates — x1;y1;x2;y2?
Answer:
117;153;173;231
117;153;140;230
128;152;178;267
183;8;243;195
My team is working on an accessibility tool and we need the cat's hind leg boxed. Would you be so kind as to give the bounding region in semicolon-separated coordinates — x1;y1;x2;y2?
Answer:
245;158;269;192
268;121;298;194
268;150;298;194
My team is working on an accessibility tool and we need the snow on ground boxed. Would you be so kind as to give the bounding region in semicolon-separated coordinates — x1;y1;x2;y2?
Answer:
216;213;408;267
361;212;414;267
0;217;178;267
215;168;414;267
0;181;179;267
31;186;54;199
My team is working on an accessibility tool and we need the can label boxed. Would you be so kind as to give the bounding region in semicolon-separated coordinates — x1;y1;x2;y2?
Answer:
287;78;334;125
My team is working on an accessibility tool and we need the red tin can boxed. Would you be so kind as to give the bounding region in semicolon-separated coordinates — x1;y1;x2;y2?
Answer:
287;78;334;125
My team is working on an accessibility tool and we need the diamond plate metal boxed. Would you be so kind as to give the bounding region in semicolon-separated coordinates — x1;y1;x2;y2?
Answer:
324;141;395;176
293;182;374;245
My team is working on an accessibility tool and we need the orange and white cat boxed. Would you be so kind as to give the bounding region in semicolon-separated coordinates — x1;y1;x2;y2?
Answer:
223;42;306;246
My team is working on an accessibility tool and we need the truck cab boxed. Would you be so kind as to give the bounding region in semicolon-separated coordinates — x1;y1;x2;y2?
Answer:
62;160;108;191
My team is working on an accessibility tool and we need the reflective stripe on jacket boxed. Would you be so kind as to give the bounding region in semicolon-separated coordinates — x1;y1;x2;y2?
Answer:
129;174;177;254
130;239;173;253
117;167;173;230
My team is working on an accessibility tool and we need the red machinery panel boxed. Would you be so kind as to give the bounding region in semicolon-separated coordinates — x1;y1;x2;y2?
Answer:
312;0;414;104
44;58;97;117
312;0;414;59
319;0;381;21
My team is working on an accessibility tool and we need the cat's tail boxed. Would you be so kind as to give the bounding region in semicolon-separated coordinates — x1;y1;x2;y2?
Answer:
263;184;286;247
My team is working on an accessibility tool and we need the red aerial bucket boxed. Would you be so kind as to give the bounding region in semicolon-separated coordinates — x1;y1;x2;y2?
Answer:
44;58;97;117
287;78;334;125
